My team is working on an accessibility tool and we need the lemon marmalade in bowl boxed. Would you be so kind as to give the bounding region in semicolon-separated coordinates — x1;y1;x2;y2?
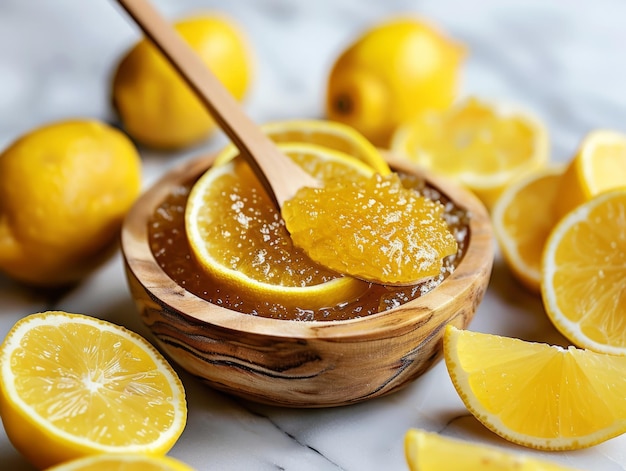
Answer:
148;158;470;322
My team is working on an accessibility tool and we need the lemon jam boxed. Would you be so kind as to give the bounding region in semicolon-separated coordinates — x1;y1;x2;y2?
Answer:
283;172;458;285
148;171;469;321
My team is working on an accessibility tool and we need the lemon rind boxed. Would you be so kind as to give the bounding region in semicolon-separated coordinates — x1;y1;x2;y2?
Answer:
443;326;626;451
491;165;565;292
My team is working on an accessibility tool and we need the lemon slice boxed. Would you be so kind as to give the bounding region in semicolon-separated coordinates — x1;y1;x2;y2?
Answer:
391;97;549;209
47;453;196;471
541;190;626;355
0;311;187;470
553;129;626;220
444;325;626;450
262;119;391;174
213;119;391;174
404;429;579;471
491;166;564;293
186;142;371;309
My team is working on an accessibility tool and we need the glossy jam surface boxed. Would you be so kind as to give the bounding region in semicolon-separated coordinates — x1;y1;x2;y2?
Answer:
148;172;469;321
283;172;459;285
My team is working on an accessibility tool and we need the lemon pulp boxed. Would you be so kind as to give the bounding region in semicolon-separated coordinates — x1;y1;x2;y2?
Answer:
0;312;187;469
283;173;458;285
392;97;548;209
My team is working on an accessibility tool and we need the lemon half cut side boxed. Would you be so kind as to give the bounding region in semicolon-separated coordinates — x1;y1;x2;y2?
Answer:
0;311;187;469
491;166;564;293
541;189;626;355
392;97;549;209
553;129;626;220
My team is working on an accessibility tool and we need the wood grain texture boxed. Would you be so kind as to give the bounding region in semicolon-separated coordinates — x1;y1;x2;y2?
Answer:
121;152;494;408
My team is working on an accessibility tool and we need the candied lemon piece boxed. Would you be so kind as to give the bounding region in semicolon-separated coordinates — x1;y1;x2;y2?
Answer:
186;143;372;309
282;172;458;285
214;119;392;175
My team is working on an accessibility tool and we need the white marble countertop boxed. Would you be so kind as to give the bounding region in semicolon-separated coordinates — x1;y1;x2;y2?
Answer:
1;1;625;470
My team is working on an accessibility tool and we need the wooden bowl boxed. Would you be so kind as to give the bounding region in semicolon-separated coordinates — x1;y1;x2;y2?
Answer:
121;153;494;408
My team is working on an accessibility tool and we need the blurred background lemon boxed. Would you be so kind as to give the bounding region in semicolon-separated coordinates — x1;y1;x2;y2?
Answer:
112;15;253;150
0;120;141;286
392;97;549;210
325;17;464;148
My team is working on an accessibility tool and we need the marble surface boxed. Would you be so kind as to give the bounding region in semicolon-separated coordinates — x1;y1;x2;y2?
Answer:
1;0;625;470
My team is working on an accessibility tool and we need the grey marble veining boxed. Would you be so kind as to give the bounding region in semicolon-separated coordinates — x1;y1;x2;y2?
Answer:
1;1;626;470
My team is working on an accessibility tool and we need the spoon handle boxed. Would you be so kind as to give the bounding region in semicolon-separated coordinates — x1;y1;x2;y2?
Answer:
116;0;318;206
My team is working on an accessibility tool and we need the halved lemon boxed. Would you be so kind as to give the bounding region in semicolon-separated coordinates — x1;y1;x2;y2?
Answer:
553;130;626;221
391;97;549;209
214;119;391;174
186;142;372;310
404;429;579;471
541;190;626;355
47;453;196;471
491;166;564;293
444;325;626;450
0;311;187;470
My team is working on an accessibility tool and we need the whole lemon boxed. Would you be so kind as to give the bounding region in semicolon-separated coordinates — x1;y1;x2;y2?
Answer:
326;18;464;147
112;15;253;150
0;120;142;286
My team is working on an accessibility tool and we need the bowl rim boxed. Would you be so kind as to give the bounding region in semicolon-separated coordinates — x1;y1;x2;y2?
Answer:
121;151;493;340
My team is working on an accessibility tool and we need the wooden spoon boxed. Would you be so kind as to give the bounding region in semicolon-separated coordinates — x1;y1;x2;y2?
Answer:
115;0;460;288
115;0;319;207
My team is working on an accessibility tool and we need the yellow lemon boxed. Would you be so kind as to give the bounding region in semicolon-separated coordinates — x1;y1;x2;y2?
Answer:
326;18;464;147
0;311;187;470
541;190;626;355
282;172;458;285
405;429;579;471
213;119;392;175
185;142;372;310
0;120;142;286
392;97;549;209
553;129;626;221
112;15;253;149
444;325;626;451
491;166;564;293
46;453;196;471
257;119;391;174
